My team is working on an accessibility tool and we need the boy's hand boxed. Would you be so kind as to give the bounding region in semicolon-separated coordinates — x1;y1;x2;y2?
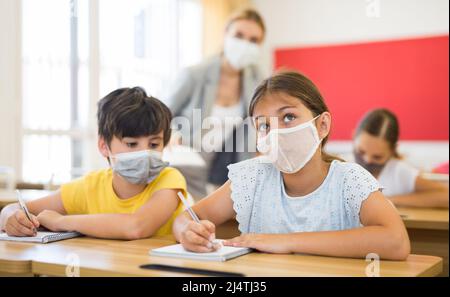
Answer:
37;210;65;232
179;220;220;253
4;209;40;237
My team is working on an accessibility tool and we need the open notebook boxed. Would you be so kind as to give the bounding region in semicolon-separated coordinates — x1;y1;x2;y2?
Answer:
150;241;252;262
0;231;81;243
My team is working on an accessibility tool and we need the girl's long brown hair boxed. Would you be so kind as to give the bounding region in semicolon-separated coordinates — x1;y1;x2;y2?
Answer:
249;71;343;163
355;108;401;158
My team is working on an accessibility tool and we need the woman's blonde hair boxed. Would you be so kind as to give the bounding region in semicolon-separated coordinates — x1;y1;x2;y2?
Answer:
225;8;266;38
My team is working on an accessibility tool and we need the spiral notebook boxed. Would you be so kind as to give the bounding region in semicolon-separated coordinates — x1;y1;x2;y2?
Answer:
150;241;252;262
0;231;81;243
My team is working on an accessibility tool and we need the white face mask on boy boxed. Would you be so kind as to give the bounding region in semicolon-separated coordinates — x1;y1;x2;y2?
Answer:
108;149;169;184
224;36;261;70
257;115;322;174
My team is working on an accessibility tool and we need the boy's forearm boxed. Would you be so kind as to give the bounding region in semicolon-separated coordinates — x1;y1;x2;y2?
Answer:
59;213;140;240
287;226;410;260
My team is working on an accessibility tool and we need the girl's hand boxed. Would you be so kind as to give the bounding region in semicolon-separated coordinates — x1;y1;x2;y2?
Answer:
179;220;220;253
223;234;293;254
37;210;65;232
3;209;40;237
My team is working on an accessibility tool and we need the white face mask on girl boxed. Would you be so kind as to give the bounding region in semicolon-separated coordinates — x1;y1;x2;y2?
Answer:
224;36;261;70
257;115;322;174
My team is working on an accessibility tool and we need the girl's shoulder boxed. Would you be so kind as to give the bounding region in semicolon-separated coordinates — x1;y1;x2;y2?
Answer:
329;160;374;177
227;156;276;179
326;161;381;201
228;155;273;168
322;160;369;183
334;161;381;216
341;161;380;185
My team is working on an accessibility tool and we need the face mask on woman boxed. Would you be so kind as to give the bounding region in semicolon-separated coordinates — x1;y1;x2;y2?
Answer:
224;36;261;70
108;149;169;184
257;115;322;174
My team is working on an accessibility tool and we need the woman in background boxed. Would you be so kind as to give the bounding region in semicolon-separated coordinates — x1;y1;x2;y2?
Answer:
167;9;266;199
353;108;448;209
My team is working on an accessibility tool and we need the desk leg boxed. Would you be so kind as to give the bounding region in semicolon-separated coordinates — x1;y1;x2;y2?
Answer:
407;228;449;277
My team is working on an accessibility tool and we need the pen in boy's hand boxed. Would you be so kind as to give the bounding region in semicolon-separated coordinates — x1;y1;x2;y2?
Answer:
16;190;37;233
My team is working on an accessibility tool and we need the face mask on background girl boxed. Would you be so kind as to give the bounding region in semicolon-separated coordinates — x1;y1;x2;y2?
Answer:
353;150;387;176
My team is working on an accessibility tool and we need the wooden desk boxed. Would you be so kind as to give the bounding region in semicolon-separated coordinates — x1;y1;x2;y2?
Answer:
398;207;449;230
217;207;450;238
218;211;450;278
0;190;52;209
0;241;35;275
397;207;449;277
0;236;443;277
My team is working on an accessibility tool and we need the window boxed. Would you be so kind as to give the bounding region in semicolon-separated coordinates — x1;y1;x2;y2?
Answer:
21;0;86;185
98;0;202;99
21;0;202;185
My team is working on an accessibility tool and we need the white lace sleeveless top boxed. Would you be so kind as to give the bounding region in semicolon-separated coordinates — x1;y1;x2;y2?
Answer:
227;157;381;234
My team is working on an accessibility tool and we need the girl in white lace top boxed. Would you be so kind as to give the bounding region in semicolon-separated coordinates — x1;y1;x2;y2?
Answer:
173;71;410;260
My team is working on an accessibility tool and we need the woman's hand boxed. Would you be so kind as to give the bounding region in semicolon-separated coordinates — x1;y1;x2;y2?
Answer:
179;219;221;253
223;234;293;254
37;210;66;232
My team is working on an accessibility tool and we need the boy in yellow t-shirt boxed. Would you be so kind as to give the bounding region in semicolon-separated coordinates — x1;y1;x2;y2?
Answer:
0;87;187;239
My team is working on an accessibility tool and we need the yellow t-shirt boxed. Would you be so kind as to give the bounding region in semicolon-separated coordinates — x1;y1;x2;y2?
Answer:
60;167;187;236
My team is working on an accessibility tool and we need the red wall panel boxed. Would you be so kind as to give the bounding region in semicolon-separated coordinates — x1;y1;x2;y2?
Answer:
274;35;449;140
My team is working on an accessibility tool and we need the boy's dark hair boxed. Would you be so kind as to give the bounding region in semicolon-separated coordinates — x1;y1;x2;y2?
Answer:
97;87;172;146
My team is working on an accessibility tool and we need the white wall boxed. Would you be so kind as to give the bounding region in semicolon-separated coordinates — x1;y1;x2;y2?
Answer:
252;0;449;171
254;0;450;72
0;0;22;181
